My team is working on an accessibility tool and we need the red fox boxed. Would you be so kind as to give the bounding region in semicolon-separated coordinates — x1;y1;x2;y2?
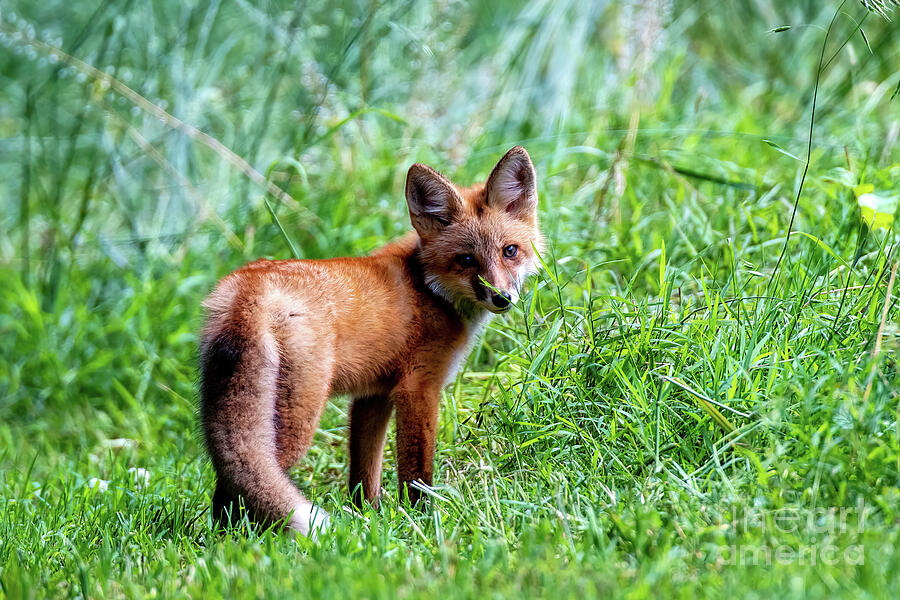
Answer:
199;146;543;537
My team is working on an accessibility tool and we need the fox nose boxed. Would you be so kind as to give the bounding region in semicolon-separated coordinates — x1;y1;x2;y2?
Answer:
491;291;511;309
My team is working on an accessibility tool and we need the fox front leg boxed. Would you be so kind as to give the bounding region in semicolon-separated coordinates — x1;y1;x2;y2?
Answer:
348;395;394;509
393;379;442;506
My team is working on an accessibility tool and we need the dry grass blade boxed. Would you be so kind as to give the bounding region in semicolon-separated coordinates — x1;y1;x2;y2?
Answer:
863;260;898;402
658;375;745;434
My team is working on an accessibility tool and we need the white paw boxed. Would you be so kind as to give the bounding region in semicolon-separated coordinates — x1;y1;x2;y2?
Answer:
289;502;330;539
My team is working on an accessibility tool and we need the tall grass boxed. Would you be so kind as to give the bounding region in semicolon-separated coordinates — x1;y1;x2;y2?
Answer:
1;1;899;598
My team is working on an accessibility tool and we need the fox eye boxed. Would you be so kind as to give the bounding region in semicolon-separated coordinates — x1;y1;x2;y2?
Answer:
456;254;477;268
502;244;518;258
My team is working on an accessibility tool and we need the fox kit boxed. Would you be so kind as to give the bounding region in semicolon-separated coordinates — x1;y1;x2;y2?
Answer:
199;146;543;537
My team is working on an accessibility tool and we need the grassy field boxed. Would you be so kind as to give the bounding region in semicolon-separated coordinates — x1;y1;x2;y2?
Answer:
2;0;900;597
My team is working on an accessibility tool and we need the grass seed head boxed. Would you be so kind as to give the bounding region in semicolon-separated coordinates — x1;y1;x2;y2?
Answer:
858;0;900;18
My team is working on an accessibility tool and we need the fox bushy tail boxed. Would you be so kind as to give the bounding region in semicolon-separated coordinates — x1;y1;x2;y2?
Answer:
199;313;328;536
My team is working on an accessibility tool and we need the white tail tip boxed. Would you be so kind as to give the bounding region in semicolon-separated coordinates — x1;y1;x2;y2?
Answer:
288;502;330;539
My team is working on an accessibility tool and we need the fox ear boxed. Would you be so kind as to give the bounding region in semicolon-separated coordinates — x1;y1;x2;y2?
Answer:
405;163;461;235
485;146;537;221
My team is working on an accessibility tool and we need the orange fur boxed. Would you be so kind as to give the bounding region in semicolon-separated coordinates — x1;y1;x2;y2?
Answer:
199;146;543;536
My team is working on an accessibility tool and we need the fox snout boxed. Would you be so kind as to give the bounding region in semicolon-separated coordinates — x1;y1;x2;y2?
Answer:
476;278;519;313
491;291;511;310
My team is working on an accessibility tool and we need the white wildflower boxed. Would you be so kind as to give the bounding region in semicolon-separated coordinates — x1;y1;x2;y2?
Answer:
86;478;109;492
127;467;151;488
102;438;137;449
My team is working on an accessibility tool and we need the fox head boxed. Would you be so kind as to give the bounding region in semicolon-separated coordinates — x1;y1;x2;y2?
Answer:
405;146;543;317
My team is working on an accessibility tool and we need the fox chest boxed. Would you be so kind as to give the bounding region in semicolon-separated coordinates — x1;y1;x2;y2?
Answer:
442;315;490;386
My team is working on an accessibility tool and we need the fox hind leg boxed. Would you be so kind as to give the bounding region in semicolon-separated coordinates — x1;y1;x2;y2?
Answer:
273;336;333;471
273;370;332;472
211;481;241;526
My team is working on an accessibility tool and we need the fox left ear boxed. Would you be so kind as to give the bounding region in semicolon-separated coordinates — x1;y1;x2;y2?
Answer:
485;146;538;221
405;163;462;236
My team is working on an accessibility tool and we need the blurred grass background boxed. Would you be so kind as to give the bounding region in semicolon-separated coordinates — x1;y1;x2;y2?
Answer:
1;0;899;598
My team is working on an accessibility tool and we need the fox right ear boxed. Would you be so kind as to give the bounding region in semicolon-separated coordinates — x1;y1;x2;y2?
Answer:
405;164;461;235
485;146;537;222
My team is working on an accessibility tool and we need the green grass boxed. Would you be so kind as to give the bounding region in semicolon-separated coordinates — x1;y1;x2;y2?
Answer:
1;0;900;598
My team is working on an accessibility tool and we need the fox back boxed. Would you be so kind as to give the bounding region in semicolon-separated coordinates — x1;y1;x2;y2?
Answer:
199;146;542;537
